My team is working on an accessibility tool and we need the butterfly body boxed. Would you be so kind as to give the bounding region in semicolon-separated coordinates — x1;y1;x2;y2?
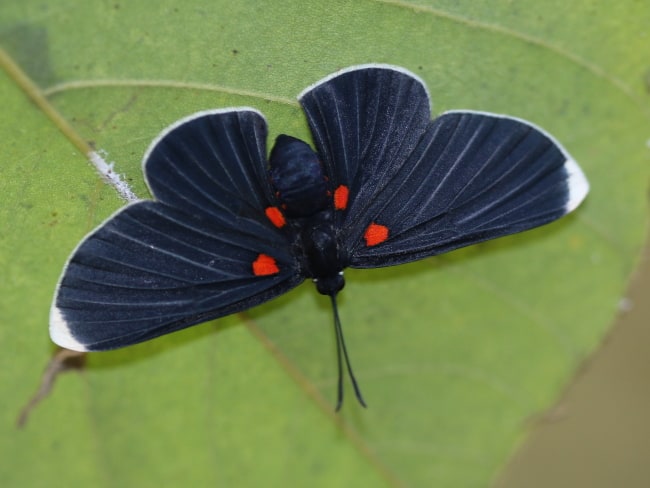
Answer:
266;134;346;295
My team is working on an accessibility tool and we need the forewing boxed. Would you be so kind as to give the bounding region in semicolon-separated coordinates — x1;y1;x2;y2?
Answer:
345;111;589;267
299;65;432;228
51;109;302;351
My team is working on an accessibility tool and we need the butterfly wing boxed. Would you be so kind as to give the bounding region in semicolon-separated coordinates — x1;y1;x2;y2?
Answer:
299;65;432;230
299;65;588;268
51;109;302;351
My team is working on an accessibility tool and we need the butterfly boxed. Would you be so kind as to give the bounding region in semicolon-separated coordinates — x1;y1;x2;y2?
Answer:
50;64;589;410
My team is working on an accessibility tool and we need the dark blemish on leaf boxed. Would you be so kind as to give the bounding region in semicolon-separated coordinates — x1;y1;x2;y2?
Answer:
16;349;87;428
48;211;59;227
232;49;239;55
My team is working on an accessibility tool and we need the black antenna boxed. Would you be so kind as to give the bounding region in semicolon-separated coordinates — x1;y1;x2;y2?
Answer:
329;293;367;411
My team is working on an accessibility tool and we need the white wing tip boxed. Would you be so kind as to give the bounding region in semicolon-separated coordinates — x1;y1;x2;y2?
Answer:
49;307;89;352
564;158;589;213
442;110;590;214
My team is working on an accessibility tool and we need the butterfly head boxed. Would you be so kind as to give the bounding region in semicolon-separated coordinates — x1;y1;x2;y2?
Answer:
313;271;345;296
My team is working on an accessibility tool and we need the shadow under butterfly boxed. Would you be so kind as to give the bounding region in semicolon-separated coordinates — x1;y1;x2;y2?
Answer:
50;64;589;410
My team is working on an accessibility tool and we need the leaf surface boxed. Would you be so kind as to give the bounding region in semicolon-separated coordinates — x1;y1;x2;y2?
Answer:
1;1;648;486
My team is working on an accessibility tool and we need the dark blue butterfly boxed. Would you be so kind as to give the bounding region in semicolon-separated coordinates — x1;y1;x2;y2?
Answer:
50;65;589;409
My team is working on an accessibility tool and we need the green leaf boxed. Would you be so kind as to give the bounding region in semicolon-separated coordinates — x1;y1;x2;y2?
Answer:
1;1;648;486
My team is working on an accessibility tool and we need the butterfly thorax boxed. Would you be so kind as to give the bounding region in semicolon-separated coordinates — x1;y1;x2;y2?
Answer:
269;134;345;295
269;134;329;218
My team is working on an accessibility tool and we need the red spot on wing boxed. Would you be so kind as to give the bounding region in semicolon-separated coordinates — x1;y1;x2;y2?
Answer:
363;223;389;247
333;185;349;210
252;254;279;276
265;206;286;228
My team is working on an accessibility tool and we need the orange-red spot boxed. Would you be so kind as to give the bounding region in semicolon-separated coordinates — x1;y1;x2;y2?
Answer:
252;254;279;276
265;206;286;228
363;222;389;247
333;185;349;210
